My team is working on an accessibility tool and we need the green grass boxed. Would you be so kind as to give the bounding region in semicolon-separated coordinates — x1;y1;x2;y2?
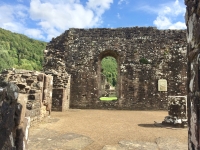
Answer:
100;97;118;101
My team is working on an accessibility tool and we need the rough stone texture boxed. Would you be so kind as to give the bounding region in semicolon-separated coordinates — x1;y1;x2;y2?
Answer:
0;82;22;149
0;69;53;149
185;0;200;149
167;96;187;119
44;27;187;110
0;69;53;125
162;96;187;126
43;48;71;111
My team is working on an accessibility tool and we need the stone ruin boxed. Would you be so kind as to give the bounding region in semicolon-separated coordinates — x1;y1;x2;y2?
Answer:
43;48;71;111
44;27;187;112
185;0;200;149
162;96;187;127
0;69;53;149
0;26;191;149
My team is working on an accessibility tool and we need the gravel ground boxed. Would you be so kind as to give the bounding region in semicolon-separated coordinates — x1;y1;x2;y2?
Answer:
29;109;187;150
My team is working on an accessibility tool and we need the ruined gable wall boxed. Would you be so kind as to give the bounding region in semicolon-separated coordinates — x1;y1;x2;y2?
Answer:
45;27;187;110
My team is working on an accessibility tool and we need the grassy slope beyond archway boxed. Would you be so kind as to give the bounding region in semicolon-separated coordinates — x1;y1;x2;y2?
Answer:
100;97;118;101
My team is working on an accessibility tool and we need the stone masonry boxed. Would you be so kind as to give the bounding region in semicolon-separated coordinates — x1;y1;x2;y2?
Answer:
185;0;200;149
44;27;187;110
0;69;53;149
0;82;22;149
0;69;53;124
44;48;71;111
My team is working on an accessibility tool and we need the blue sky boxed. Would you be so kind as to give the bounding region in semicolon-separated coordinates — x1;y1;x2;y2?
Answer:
0;0;186;42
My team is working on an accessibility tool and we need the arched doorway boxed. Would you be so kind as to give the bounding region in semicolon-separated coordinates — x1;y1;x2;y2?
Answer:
97;50;121;100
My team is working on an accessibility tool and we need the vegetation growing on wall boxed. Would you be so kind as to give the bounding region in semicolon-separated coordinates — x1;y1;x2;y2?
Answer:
139;58;149;64
0;28;47;72
101;56;117;86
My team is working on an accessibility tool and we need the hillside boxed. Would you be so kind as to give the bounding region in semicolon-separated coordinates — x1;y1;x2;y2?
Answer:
0;28;117;86
0;28;47;72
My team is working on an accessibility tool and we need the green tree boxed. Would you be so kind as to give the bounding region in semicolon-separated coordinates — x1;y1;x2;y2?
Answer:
101;56;117;86
0;28;47;72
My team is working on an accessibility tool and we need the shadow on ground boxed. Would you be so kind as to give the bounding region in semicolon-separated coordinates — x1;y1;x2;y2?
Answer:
138;123;158;128
138;122;188;129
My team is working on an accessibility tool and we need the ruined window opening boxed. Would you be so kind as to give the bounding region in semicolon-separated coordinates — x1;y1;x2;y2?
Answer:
100;56;118;101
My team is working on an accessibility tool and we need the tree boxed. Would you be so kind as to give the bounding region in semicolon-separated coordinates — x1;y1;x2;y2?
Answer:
101;56;117;86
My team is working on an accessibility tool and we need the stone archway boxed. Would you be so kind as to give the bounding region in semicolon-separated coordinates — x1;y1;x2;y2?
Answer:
97;50;121;99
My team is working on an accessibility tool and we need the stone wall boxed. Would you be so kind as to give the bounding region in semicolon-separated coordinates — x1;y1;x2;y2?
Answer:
185;0;200;149
43;48;71;111
0;69;53;124
44;27;187;110
162;96;187;126
0;69;53;149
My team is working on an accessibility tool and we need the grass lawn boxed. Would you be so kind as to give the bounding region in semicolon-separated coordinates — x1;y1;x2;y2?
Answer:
100;97;118;101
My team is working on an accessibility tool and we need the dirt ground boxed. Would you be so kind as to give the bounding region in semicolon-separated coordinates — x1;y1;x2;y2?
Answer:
31;109;188;150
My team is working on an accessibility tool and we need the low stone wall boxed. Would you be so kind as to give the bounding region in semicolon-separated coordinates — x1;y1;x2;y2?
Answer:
0;69;53;124
0;69;53;149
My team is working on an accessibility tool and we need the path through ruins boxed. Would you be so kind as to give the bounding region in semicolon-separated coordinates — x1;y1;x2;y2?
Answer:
28;110;187;150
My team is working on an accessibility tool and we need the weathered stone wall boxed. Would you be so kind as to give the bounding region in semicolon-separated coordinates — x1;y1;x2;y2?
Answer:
44;27;187;110
43;48;71;111
0;69;53;149
0;82;24;149
162;96;187;126
0;69;53;124
185;0;200;149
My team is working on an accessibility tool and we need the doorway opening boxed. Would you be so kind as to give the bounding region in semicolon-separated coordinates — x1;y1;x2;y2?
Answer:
98;50;120;101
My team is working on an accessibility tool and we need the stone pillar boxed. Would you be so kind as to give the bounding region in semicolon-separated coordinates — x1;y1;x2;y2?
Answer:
185;0;200;149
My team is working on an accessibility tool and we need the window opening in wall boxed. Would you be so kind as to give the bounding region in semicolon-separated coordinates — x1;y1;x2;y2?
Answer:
100;56;118;101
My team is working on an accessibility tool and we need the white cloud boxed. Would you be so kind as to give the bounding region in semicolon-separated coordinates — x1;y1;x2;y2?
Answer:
24;29;45;40
0;4;28;32
0;4;45;40
0;0;113;41
140;0;186;29
118;0;129;5
117;13;121;19
29;0;113;40
87;0;113;16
